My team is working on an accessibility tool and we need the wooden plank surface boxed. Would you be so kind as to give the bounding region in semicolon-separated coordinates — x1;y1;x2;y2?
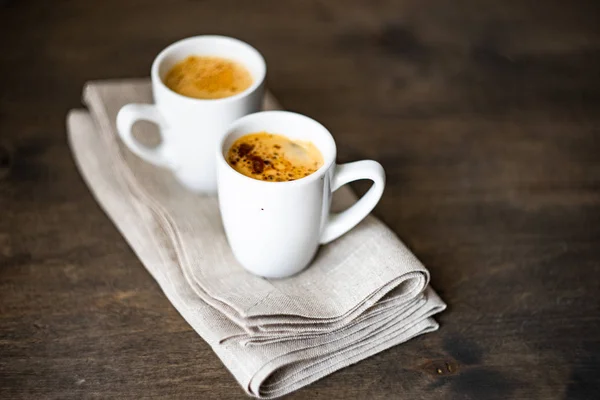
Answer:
1;0;599;398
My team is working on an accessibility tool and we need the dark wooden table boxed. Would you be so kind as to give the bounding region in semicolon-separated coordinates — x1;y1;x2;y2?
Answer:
1;1;599;399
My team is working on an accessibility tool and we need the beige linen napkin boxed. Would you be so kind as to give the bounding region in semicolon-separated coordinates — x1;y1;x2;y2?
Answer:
67;79;446;398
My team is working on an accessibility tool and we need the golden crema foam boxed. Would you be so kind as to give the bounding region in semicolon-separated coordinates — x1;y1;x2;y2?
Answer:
227;132;324;182
164;56;252;100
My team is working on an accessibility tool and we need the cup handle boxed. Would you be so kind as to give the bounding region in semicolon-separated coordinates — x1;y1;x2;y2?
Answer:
116;103;175;168
319;160;386;244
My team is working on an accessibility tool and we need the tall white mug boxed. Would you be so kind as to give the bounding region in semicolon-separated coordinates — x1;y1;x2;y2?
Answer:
217;111;386;278
116;35;266;193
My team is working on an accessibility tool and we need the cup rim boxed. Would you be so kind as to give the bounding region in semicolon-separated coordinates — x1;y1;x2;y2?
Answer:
217;111;337;186
151;35;266;104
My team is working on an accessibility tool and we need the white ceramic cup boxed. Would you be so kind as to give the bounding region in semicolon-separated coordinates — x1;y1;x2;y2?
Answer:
116;35;266;194
217;111;386;278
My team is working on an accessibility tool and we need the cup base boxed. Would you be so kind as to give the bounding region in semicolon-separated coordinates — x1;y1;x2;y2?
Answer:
175;170;217;194
233;247;319;279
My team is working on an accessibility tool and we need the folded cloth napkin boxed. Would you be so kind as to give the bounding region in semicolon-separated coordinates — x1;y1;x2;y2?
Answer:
66;79;446;398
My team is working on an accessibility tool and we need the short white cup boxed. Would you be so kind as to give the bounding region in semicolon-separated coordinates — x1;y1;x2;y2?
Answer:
116;35;266;194
217;111;386;278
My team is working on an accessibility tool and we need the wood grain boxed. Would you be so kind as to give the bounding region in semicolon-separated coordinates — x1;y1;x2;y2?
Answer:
1;0;599;399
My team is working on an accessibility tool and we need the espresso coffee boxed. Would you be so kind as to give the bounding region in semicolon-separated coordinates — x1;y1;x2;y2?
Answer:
227;132;324;182
164;56;253;100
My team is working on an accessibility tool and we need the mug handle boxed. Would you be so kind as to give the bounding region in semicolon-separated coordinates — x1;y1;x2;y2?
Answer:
116;104;175;168
319;160;386;244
